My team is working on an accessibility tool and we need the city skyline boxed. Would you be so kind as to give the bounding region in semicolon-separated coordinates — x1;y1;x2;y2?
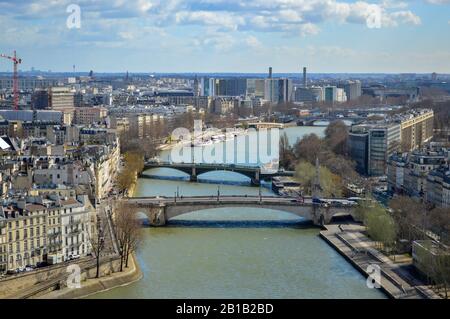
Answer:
1;0;450;73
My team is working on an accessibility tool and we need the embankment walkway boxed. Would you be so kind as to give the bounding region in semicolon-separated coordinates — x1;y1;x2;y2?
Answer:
320;224;441;299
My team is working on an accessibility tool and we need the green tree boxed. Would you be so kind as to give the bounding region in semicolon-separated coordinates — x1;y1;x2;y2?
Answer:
364;203;397;251
294;161;343;197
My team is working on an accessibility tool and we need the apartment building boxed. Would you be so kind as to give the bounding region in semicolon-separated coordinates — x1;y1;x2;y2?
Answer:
397;109;434;152
74;107;108;125
387;146;448;197
0;195;94;273
426;166;450;208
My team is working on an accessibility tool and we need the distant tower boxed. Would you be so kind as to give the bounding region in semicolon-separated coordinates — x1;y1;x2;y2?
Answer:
126;71;129;82
431;72;437;81
269;67;273;79
89;70;93;78
303;67;307;87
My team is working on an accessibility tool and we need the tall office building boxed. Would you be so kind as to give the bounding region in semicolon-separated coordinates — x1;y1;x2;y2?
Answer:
31;89;50;109
294;86;323;103
193;76;200;97
246;79;266;99
49;87;75;125
348;123;401;176
341;80;362;101
265;78;293;104
324;86;347;103
269;67;273;79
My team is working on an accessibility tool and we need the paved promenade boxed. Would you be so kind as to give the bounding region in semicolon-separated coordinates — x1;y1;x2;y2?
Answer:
321;224;441;299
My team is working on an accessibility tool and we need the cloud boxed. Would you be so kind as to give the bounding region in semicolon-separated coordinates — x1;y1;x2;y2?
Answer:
0;0;424;50
425;0;450;4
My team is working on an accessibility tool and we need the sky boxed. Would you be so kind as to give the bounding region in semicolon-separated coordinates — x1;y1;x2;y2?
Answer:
0;0;449;73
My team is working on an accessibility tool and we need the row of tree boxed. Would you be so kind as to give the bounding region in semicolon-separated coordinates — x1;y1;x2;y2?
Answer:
354;196;450;298
116;151;145;193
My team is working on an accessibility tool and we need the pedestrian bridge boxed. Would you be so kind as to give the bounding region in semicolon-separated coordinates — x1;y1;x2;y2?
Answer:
121;196;357;226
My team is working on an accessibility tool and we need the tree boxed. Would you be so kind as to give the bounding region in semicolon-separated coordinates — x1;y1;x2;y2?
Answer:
428;207;450;245
279;132;296;170
325;120;349;156
114;204;143;272
389;196;425;244
294;161;343;197
89;216;107;278
293;133;326;164
364;203;397;251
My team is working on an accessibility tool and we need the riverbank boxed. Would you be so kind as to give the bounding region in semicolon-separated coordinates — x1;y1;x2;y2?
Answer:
36;254;142;299
320;223;441;299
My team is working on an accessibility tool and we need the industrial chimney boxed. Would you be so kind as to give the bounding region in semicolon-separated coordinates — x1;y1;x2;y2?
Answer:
303;67;307;87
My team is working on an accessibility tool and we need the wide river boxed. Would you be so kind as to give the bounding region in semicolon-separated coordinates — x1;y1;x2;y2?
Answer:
90;126;386;299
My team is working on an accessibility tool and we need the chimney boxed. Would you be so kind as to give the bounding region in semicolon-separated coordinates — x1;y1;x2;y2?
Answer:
269;67;273;79
303;67;307;87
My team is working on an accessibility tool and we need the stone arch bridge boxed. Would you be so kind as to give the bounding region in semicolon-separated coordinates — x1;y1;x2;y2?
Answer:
142;162;294;186
121;196;357;227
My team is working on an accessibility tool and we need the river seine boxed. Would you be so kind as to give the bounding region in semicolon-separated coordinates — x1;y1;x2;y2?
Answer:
89;126;386;299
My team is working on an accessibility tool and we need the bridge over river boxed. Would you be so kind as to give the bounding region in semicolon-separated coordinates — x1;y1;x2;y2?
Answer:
122;195;357;226
142;161;294;186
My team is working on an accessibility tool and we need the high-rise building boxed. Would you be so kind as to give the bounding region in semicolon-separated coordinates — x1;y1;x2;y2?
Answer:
294;86;323;103
348;123;401;176
49;87;75;125
193;76;200;97
246;79;266;99
265;78;293;104
341;80;362;101
324;86;347;103
269;67;273;79
31;89;49;110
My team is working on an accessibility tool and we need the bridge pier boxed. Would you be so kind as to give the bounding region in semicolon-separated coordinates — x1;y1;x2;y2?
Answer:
311;205;332;226
251;170;260;186
190;167;197;182
146;204;167;226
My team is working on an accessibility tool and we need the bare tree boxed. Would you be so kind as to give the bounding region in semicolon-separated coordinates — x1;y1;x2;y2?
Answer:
89;216;107;278
325;120;349;156
114;204;143;272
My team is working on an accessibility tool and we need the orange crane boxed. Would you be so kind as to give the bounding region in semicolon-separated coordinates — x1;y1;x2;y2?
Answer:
0;50;22;110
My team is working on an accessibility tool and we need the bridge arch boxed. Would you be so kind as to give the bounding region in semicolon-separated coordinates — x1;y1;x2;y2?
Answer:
164;205;308;222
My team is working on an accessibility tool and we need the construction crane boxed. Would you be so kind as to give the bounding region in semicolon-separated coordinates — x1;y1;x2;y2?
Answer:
0;50;22;110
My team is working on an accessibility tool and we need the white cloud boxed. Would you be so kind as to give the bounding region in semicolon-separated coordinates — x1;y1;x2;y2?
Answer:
425;0;450;4
0;0;425;50
175;11;245;31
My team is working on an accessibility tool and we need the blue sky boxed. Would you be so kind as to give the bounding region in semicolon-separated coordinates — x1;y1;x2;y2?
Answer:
0;0;449;73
